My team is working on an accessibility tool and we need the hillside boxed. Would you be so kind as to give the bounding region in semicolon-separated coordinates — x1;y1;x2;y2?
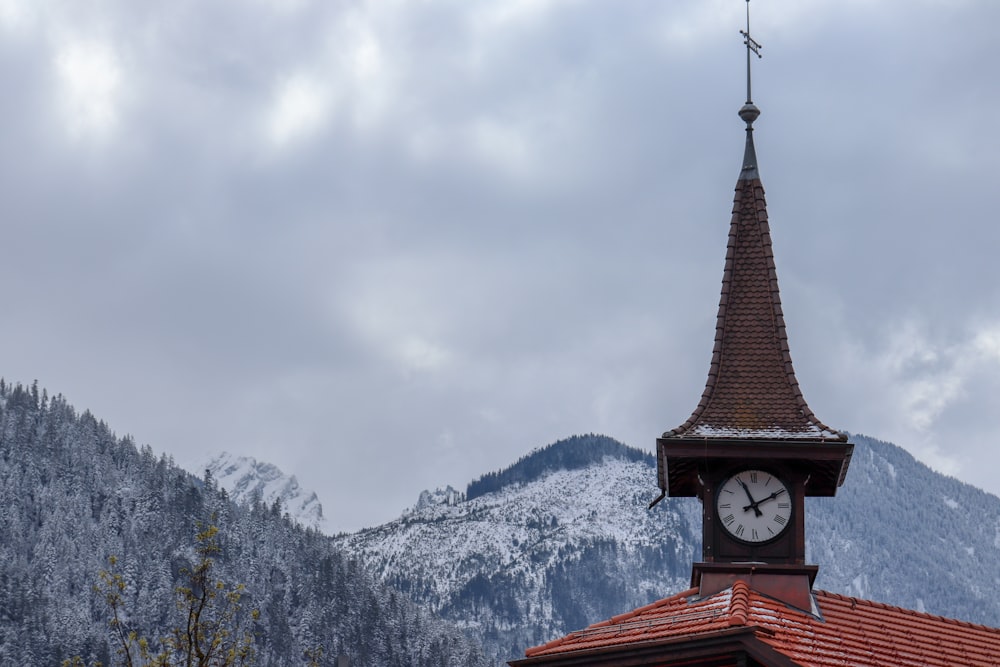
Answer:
0;381;488;666
808;434;1000;615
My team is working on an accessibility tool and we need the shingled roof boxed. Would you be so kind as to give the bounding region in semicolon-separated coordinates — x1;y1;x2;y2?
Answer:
664;127;845;443
512;580;1000;667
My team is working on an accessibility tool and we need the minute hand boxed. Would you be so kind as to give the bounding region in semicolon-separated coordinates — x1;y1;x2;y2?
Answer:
743;488;786;512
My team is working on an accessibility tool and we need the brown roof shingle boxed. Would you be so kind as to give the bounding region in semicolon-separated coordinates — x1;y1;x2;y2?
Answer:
665;157;844;442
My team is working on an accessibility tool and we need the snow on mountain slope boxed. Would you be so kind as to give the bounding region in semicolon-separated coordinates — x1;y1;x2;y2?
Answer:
352;458;691;600
334;439;700;661
201;451;329;533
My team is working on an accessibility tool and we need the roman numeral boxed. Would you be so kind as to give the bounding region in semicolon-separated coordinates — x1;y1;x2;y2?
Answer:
723;514;735;526
773;515;787;525
778;502;790;509
767;526;775;535
719;503;732;509
752;529;759;540
735;524;745;537
749;472;758;483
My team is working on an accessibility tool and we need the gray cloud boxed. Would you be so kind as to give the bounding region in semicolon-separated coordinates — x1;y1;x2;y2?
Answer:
2;0;998;530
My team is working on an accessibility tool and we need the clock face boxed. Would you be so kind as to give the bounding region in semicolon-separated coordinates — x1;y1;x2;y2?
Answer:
716;469;791;544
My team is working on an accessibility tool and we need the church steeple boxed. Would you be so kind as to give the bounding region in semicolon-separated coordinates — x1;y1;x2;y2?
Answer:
652;1;853;610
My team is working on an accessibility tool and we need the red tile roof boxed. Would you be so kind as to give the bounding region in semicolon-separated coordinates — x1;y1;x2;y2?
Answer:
665;173;844;442
516;581;1000;666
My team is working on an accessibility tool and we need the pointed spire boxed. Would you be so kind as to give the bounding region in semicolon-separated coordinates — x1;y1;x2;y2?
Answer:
663;0;844;445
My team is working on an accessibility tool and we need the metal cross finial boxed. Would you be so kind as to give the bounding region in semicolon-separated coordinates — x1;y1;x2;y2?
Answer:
739;0;762;106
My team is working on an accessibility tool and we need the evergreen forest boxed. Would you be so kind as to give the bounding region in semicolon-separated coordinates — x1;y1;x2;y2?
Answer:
0;381;488;666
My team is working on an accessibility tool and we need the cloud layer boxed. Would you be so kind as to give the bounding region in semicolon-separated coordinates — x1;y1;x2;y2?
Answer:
2;0;998;530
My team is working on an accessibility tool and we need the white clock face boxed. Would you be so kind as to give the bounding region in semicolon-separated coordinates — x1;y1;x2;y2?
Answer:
716;469;791;543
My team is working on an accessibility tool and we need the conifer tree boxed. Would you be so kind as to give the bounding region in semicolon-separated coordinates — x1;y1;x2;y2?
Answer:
69;523;259;667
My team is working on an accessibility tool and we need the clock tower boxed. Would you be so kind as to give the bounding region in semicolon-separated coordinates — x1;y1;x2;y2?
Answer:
651;2;853;611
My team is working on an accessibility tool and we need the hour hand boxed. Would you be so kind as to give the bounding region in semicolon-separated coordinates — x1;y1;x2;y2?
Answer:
738;479;763;517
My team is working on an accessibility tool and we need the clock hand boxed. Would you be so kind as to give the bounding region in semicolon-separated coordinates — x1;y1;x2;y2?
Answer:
742;488;787;512
737;479;763;517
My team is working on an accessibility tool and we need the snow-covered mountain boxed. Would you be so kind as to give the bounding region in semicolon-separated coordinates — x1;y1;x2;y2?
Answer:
333;433;1000;664
200;451;329;533
334;435;696;662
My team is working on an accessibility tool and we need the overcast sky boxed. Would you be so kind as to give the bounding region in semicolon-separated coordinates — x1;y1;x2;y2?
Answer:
2;0;998;532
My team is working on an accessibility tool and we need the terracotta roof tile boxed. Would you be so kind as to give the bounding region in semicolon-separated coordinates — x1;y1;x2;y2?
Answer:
520;584;1000;666
727;579;750;627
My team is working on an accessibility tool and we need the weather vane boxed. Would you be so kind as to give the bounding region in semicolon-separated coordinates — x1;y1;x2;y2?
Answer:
739;0;762;106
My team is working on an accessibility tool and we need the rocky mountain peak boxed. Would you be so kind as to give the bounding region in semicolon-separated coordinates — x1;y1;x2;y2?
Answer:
201;451;329;533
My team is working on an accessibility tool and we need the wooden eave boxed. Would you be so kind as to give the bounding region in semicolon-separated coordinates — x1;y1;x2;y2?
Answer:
658;438;854;497
509;627;804;667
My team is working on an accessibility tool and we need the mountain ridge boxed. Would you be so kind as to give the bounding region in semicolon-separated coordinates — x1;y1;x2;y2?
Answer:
465;434;653;501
